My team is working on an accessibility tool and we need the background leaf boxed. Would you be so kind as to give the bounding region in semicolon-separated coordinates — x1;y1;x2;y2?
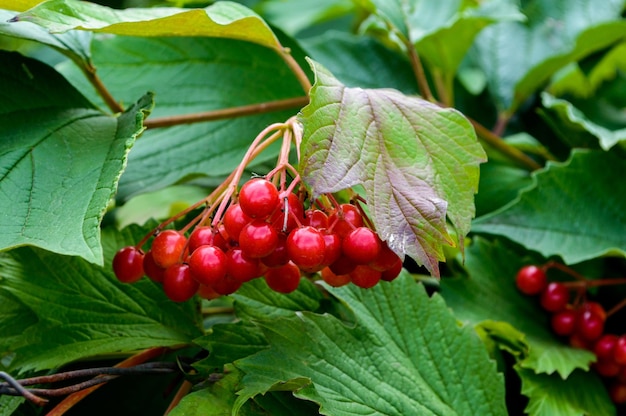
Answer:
15;0;281;50
299;59;485;275
440;238;595;378
0;51;150;264
56;35;306;201
0;224;202;372
234;274;506;415
470;0;626;112
472;150;626;264
518;367;615;416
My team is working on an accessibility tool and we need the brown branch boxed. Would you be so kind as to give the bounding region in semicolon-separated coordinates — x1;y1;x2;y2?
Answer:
83;63;125;114
143;96;309;129
277;47;312;93
469;117;543;171
406;42;434;102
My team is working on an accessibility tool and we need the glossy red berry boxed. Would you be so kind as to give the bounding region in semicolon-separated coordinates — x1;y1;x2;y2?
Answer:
112;246;145;283
271;193;304;232
197;284;221;300
320;267;351;287
593;360;622;378
350;265;382;288
594;334;619;361
188;226;227;252
226;248;262;282
575;309;605;341
609;382;626;404
550;309;576;336
515;265;547;295
321;232;342;267
239;220;279;258
328;204;363;238
211;274;242;296
287;226;326;270
381;258;403;281
239;178;279;219
223;203;252;242
304;209;329;229
143;250;165;283
264;261;301;293
342;227;381;265
369;243;402;272
260;234;289;268
540;282;569;312
162;264;198;302
151;230;187;269
613;336;626;365
188;245;228;286
329;254;357;275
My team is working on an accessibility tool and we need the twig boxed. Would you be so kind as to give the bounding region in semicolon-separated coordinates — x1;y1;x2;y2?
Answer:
0;372;47;406
405;41;434;102
83;63;125;114
143;96;309;129
277;47;312;93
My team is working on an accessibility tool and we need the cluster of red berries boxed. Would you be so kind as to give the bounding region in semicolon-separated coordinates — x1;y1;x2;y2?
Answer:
516;264;626;405
113;178;402;303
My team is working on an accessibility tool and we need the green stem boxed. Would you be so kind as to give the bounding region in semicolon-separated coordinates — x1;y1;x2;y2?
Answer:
277;46;312;94
143;96;309;129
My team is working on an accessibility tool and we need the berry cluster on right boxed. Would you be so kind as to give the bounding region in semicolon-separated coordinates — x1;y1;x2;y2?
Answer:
515;264;626;405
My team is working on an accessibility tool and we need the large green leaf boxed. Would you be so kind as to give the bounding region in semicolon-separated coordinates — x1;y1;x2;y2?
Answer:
440;238;595;378
234;274;506;415
0;224;203;372
0;50;150;264
541;92;626;151
55;35;305;201
298;59;486;276
13;0;281;50
472;150;626;264
471;0;626;112
518;368;615;416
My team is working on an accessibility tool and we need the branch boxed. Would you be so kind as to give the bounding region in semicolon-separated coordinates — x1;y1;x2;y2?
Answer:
277;47;312;93
83;63;125;114
143;96;309;129
469;117;543;171
405;41;435;102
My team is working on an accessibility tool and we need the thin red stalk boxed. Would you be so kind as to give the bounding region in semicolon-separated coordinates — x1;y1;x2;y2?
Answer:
276;47;312;93
163;380;193;415
543;261;587;281
606;297;626;318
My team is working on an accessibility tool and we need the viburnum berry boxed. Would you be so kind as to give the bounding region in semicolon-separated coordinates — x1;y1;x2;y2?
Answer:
540;282;570;312
609;382;626;404
260;234;289;268
515;265;547;295
329;254;357;276
593;360;622;378
551;309;576;336
304;209;329;229
162;264;198;302
223;203;252;242
150;230;187;269
239;220;279;258
342;227;382;265
188;226;227;252
613;336;626;365
112;246;145;283
239;178;280;219
350;265;382;289
328;204;363;237
321;232;342;267
271;193;304;232
197;284;221;300
264;261;301;293
188;245;228;286
381;258;403;281
575;309;605;341
369;243;401;272
211;274;243;296
320;266;351;287
594;334;619;361
287;226;326;270
226;247;262;282
143;250;165;283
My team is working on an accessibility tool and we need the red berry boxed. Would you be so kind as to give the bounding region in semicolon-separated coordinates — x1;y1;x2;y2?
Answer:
188;226;227;252
369;242;402;272
551;309;576;336
515;265;547;295
143;250;165;283
188;245;228;286
320;267;351;287
223;203;252;242
304;209;329;229
197;284;221;300
575;309;605;341
594;334;619;361
342;227;382;265
239;178;279;219
613;336;626;365
264;261;301;293
569;332;593;350
112;246;145;283
260;234;289;268
580;301;606;322
162;264;198;302
329;254;357;275
239;220;279;258
151;230;187;268
381;258;403;281
540;282;569;312
211;274;243;295
328;204;363;237
271;193;304;232
286;226;325;270
226;248;262;282
609;382;626;404
593;360;622;378
350;265;382;288
321;232;342;266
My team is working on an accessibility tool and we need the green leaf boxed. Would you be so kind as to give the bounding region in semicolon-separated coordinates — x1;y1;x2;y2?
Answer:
0;51;151;264
471;0;626;111
0;397;24;416
0;9;91;64
0;224;203;372
517;367;615;416
472;150;626;264
541;92;626;151
298;59;486;276
14;0;281;50
440;238;595;378
234;274;506;415
56;35;305;201
474;160;532;216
